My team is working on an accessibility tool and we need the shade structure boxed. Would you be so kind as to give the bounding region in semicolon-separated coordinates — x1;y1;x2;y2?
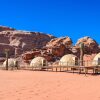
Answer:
92;53;100;66
30;57;47;67
60;54;78;66
3;58;18;67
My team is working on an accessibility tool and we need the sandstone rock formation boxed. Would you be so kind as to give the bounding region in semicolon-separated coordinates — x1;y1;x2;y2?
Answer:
83;54;96;66
0;26;55;57
46;44;72;57
76;36;100;54
45;36;72;57
22;49;55;62
0;26;100;65
21;36;73;62
22;51;41;60
0;43;15;56
41;54;54;62
46;36;72;47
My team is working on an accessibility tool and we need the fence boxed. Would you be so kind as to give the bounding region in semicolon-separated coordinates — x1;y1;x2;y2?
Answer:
0;60;100;74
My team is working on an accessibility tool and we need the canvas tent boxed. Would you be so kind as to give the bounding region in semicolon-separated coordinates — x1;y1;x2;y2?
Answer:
59;54;78;66
30;57;47;67
92;53;100;66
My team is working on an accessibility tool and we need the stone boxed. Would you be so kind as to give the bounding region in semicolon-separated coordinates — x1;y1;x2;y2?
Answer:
46;36;72;57
0;43;15;57
22;51;41;60
46;36;72;47
76;36;100;54
0;26;55;57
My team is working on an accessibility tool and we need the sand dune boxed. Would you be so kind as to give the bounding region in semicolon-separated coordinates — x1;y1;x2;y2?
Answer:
0;70;100;100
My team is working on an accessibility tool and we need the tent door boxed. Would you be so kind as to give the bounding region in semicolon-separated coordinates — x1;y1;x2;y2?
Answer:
98;58;100;65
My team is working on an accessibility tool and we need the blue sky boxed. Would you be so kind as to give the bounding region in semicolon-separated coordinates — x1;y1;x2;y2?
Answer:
0;0;100;44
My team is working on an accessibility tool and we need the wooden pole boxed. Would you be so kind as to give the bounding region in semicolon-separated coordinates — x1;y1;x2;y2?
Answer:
80;43;84;66
5;49;9;70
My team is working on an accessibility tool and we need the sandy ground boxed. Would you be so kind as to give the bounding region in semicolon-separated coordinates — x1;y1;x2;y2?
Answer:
0;70;100;100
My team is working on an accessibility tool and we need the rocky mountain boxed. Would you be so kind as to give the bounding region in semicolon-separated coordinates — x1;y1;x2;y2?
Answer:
46;36;72;47
22;36;73;62
0;26;55;57
0;26;100;63
76;36;100;54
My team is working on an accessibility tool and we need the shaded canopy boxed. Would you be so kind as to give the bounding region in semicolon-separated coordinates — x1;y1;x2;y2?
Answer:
92;53;100;66
3;58;18;67
60;54;78;66
30;57;47;67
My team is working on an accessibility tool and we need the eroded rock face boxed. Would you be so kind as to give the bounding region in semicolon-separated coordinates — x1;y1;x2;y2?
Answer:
51;44;72;57
76;36;100;54
0;27;55;57
22;51;41;60
83;54;96;66
0;43;15;56
46;37;72;57
46;36;72;47
22;49;55;62
1;31;54;50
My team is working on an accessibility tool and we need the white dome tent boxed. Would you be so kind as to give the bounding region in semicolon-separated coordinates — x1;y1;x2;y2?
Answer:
92;53;100;66
3;58;18;69
30;57;47;68
59;54;78;66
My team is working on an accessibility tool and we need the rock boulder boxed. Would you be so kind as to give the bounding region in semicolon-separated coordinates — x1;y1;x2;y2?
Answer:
76;36;100;54
46;36;72;47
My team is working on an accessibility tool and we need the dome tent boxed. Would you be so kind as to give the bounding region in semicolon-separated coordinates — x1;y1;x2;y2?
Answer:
59;54;78;66
92;53;100;66
30;57;47;68
3;58;18;68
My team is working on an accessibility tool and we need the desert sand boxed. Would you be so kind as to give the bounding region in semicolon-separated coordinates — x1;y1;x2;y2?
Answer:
0;70;100;100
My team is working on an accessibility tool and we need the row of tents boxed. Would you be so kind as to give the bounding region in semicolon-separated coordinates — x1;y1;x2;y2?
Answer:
2;53;100;69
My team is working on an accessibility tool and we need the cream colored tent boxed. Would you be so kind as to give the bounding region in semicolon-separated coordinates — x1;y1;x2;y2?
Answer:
3;58;18;67
59;54;78;66
30;57;47;67
92;53;100;66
